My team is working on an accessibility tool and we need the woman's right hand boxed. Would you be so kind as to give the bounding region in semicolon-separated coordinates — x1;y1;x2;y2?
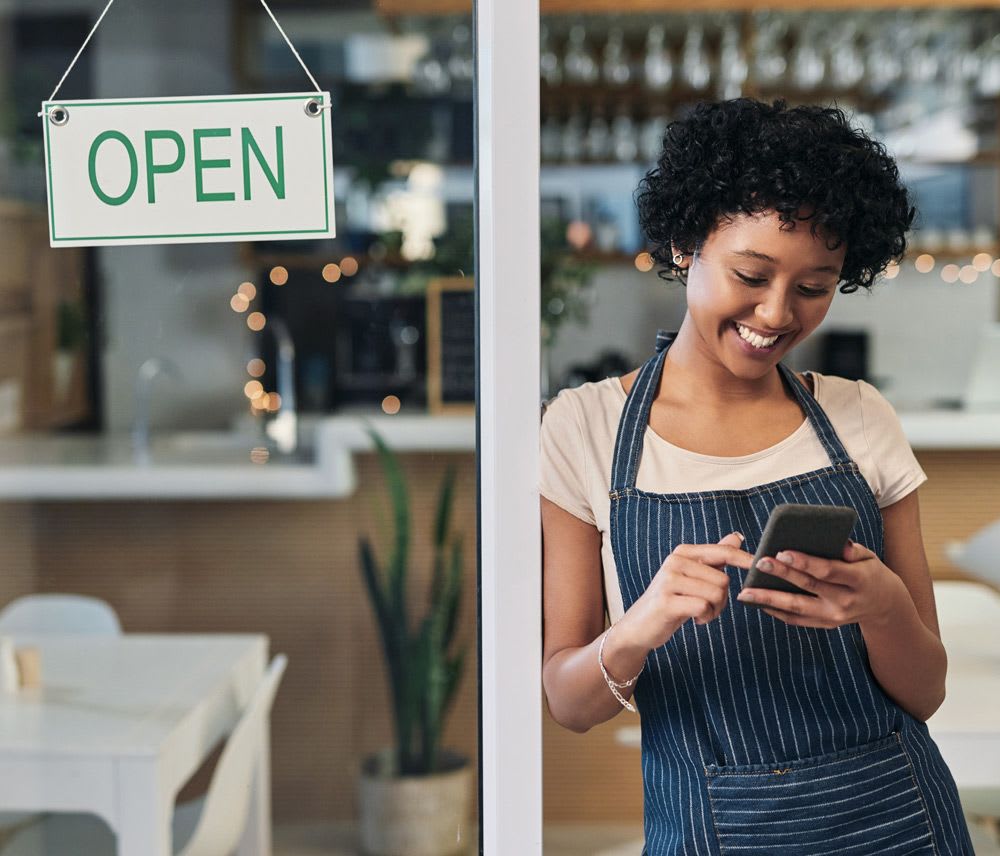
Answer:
624;532;753;650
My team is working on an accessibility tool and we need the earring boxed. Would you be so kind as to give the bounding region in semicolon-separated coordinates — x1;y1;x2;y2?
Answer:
672;251;684;266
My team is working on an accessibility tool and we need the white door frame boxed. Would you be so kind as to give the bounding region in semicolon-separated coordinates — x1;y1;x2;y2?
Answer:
475;0;543;852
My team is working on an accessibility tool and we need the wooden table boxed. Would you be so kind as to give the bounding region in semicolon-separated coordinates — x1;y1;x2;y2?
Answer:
0;633;269;856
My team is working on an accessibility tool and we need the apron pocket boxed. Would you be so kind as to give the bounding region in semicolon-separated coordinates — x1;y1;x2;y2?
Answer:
703;731;938;855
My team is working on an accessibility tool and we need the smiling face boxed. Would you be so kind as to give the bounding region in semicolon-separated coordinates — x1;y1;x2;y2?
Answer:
680;209;847;379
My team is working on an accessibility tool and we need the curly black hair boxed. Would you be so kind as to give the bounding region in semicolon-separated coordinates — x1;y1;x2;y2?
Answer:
635;98;915;294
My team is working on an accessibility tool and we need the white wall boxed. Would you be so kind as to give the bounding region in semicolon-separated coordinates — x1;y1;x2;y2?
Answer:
548;262;999;411
90;0;253;431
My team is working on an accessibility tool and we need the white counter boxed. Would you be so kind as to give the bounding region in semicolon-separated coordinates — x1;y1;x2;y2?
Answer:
0;414;475;500
898;409;1000;450
0;405;995;500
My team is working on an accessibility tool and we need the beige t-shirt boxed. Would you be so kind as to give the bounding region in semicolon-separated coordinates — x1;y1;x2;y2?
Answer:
539;371;928;626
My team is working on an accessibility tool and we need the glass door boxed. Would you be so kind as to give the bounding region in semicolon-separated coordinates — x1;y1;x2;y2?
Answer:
0;0;502;853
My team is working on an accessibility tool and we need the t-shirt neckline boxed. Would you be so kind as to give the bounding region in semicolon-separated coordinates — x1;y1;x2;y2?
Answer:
612;371;818;465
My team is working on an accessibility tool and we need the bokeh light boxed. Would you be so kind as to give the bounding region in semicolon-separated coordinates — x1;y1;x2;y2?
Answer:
566;220;592;250
269;266;289;286
959;265;979;283
973;253;993;272
247;312;266;331
322;263;342;283
381;395;401;415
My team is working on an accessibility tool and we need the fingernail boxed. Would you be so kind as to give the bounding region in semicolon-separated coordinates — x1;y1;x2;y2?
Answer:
738;591;755;603
734;532;745;542
776;551;793;563
758;559;773;571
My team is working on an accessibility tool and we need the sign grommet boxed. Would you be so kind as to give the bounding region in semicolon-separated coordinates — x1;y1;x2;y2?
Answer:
48;106;69;126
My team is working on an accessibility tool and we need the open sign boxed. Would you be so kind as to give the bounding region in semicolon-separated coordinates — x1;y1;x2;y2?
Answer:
41;93;335;247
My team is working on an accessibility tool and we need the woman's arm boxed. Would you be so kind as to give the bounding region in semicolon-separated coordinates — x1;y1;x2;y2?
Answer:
541;495;651;734
859;488;947;722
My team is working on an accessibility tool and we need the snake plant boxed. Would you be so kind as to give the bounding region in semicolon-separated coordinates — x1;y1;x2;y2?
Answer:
358;426;467;776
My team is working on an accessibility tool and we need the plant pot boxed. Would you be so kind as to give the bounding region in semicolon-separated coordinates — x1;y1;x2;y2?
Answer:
358;747;472;856
52;350;75;403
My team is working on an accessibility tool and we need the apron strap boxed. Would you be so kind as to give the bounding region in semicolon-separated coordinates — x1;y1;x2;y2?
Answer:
610;330;672;491
775;362;852;467
610;329;852;492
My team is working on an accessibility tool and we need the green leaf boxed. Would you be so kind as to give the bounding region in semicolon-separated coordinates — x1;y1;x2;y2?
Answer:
366;425;410;633
442;534;464;648
443;646;466;712
433;464;456;550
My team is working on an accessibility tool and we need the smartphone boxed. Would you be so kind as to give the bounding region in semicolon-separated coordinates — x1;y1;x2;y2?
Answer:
742;503;858;602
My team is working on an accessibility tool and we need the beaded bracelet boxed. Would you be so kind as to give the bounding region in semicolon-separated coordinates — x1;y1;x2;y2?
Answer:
598;626;643;713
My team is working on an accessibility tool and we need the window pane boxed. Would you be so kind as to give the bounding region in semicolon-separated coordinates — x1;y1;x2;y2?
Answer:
0;1;479;852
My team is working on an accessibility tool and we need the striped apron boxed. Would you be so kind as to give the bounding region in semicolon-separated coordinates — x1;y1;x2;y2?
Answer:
613;330;974;856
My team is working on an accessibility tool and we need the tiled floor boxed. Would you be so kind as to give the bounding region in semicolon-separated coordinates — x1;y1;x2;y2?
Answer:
275;816;1000;855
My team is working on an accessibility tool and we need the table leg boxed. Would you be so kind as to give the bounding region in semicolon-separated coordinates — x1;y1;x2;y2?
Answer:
236;716;272;856
114;758;172;856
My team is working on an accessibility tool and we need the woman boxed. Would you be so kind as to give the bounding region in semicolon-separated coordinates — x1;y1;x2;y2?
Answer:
539;99;974;855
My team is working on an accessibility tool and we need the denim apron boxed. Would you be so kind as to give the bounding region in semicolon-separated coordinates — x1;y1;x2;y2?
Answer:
614;330;973;856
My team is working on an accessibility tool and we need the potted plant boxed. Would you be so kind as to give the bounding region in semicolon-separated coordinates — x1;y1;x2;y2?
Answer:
357;425;470;856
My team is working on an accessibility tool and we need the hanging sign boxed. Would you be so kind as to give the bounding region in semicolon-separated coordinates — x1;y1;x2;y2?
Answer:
41;92;335;247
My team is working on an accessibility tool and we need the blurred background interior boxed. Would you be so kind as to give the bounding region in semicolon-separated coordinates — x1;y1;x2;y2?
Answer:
2;0;1000;854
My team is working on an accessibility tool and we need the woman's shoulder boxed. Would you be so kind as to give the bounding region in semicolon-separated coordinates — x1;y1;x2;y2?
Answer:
803;371;908;439
542;377;623;419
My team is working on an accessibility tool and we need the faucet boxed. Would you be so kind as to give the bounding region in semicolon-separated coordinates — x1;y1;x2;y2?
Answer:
131;356;183;465
259;317;298;455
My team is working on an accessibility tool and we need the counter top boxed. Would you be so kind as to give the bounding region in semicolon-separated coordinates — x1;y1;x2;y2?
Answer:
897;408;1000;449
0;404;995;500
0;414;475;500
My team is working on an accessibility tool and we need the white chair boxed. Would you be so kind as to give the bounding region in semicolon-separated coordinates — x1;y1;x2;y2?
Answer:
0;594;122;635
1;653;288;856
946;518;1000;588
0;594;122;843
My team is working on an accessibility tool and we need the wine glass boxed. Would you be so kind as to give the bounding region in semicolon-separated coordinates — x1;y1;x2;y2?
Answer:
864;15;904;97
584;103;612;162
681;21;711;91
602;25;633;86
611;104;639;163
560;102;586;162
717;20;748;99
540;22;563;86
643;23;674;91
829;19;864;91
750;12;788;89
979;33;1000;97
564;23;599;85
790;18;826;91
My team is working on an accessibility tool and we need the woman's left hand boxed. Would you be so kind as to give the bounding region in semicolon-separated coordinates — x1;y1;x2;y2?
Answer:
735;539;904;629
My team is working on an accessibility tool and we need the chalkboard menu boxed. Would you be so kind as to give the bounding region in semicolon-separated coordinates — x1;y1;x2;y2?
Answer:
426;277;475;414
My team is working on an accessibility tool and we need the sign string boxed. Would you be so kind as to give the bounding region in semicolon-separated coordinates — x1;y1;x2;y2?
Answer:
38;0;327;118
